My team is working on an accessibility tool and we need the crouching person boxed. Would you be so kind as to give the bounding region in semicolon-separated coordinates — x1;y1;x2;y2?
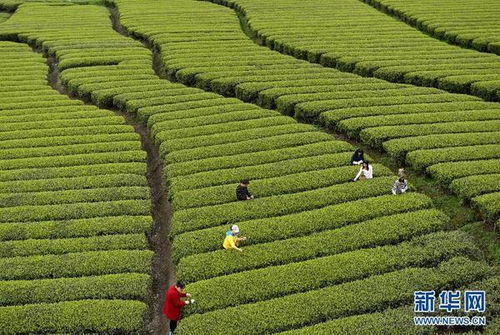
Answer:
350;149;365;165
163;281;194;335
223;224;247;252
392;177;408;195
236;179;253;200
353;162;373;181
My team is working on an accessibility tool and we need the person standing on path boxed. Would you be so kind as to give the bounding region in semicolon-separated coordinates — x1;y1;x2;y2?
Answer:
163;282;194;335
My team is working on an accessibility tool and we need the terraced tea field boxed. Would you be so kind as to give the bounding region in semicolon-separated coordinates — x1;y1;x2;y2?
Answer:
365;0;500;55
0;0;498;334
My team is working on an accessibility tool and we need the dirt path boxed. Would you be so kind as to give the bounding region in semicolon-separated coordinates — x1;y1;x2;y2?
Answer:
45;45;174;335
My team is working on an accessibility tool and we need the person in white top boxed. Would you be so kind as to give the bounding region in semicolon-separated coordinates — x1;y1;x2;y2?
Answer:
353;162;373;181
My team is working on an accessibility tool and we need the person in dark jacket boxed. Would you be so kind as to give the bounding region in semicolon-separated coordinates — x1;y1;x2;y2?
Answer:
163;282;194;335
236;179;253;200
350;149;365;165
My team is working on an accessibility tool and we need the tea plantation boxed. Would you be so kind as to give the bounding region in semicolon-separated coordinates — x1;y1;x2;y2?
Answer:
0;0;498;334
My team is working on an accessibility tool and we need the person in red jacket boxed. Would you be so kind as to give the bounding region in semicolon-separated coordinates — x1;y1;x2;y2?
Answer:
162;282;194;335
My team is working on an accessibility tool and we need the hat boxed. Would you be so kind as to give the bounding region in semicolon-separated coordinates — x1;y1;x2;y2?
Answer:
231;225;240;234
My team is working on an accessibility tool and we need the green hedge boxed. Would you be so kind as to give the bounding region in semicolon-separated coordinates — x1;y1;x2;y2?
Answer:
0;115;124;132
150;109;284;137
362;0;500;56
0;199;151;223
173;164;392;209
0;125;134;141
164;131;332;164
0;109;118;124
428;159;500;184
59;66;149;83
167;140;350;178
155;116;293;144
0;94;66;104
438;74;500;96
0;233;148;258
406;144;500;171
0;249;153;280
0;186;150;207
0;162;146;182
235;78;380;102
66;74;157;95
0;141;141;160
384;132;500;163
204;71;362;98
177;257;491;335
320;101;493;125
0;174;147;193
169;151;354;193
256;81;398;108
0;82;52;94
276;305;419;335
0;273;150;306
0;133;140;150
337;109;500;137
172;176;397;234
88;80;183;106
137;97;242;119
451;174;500;199
0;299;146;334
0;89;61;100
275;87;439;115
295;94;475;121
0;19;155;335
472;192;500;221
0;99;82;111
147;102;256;125
58;54;147;71
185;231;478;314
0;216;151;241
159;123;316;152
471;80;500;101
360;120;500;148
0;151;146;170
125;92;218;113
114;86;202;108
172;193;432;261
176;209;446;282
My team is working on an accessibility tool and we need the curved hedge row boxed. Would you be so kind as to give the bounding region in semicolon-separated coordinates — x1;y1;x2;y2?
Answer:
363;0;500;55
172;193;432;261
176;257;492;334
0;273;150;306
217;0;500;100
0;299;146;334
176;209;447;283
184;231;479;314
108;0;500;220
279;274;500;335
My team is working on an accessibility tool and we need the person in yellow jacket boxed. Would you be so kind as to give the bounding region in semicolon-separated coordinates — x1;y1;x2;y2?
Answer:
223;225;247;252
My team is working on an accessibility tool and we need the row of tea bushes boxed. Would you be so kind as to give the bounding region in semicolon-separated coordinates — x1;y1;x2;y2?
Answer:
0;41;153;333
